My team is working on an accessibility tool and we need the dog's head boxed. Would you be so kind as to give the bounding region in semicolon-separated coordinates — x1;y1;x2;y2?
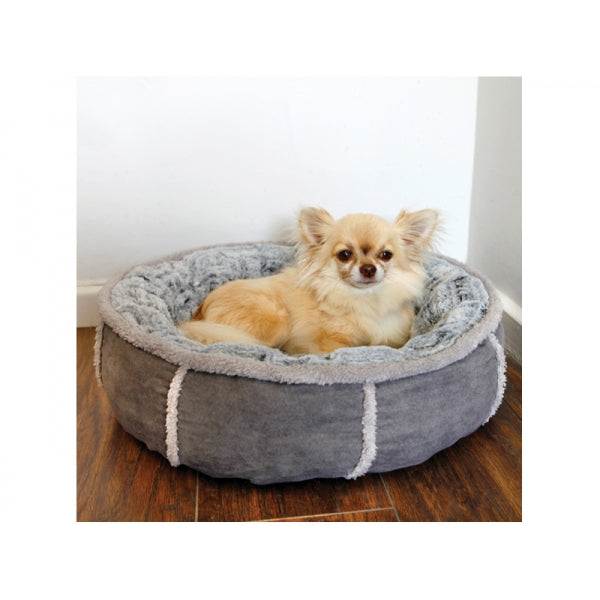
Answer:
297;206;439;292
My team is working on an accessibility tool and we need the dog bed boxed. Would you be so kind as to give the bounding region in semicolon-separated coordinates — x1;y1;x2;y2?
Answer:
94;242;506;485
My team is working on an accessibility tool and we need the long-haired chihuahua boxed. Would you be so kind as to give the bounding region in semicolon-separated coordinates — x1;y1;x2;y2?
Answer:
179;207;438;354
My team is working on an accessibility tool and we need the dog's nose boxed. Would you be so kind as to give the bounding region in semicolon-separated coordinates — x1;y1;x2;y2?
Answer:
360;264;377;279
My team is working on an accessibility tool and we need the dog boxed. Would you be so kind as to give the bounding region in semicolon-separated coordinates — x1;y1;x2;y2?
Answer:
179;207;438;354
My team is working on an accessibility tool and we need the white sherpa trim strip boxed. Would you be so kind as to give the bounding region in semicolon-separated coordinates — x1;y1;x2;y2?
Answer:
346;382;378;479
165;366;188;467
93;322;105;386
483;333;507;424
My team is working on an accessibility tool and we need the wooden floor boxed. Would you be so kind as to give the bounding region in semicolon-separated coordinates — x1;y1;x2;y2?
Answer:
77;327;522;522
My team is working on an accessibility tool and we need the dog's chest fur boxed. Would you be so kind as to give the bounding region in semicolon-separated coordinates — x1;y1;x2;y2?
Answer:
283;270;417;352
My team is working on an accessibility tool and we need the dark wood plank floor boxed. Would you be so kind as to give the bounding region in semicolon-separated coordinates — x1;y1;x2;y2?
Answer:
77;327;522;522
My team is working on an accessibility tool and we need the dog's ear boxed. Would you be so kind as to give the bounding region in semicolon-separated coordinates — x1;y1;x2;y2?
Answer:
395;209;439;249
298;207;335;245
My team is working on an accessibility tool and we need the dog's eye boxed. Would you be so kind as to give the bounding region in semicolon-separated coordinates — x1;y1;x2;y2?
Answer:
378;250;393;261
337;250;353;262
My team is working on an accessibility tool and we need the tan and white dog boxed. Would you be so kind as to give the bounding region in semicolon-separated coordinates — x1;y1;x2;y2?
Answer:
179;207;438;354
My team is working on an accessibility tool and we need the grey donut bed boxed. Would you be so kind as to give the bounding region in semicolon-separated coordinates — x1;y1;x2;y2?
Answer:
95;242;506;485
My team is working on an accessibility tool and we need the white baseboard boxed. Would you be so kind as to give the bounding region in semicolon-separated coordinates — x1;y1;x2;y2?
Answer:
495;289;522;325
77;282;105;328
495;289;522;364
501;311;522;364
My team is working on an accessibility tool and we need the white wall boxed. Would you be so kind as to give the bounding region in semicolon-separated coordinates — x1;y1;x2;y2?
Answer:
467;77;521;361
467;77;522;314
77;77;478;324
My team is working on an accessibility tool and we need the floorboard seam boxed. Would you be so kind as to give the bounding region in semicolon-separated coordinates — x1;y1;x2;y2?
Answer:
255;507;396;522
194;473;199;522
379;474;402;522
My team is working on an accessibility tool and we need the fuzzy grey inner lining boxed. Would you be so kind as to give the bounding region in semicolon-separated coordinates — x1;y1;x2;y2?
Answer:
108;243;489;367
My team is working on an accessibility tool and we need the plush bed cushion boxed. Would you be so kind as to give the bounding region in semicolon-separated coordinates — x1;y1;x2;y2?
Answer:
107;243;490;367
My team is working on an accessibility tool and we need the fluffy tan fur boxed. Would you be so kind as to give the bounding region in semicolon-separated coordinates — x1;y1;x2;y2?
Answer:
179;207;438;354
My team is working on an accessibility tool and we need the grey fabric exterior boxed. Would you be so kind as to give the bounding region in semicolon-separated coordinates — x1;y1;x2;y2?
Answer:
100;326;173;457
370;331;501;474
177;371;365;483
96;242;506;484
